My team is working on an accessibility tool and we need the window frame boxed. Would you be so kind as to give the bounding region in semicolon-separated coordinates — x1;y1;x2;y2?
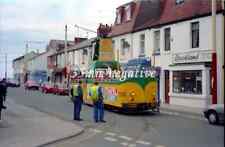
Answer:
139;34;145;56
116;9;122;24
172;70;202;95
153;30;161;55
125;5;131;21
164;27;171;51
191;21;199;48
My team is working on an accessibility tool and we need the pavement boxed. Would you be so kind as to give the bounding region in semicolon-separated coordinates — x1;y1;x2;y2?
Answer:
160;103;204;120
0;99;84;147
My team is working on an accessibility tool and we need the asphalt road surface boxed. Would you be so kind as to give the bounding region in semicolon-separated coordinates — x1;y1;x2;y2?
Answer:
7;87;224;147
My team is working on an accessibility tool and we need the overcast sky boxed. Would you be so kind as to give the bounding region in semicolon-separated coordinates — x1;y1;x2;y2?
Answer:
0;0;131;78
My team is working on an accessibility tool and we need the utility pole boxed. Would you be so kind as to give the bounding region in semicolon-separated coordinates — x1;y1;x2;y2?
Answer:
211;0;217;104
5;53;7;79
64;25;68;87
221;0;225;104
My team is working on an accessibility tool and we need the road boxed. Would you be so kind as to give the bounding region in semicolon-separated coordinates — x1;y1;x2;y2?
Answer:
7;87;224;147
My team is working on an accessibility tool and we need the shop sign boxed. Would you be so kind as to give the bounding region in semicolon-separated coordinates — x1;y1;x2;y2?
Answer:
172;50;211;64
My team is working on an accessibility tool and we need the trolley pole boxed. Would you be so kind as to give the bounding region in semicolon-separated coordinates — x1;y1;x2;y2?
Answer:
64;25;68;87
5;53;7;79
211;0;217;104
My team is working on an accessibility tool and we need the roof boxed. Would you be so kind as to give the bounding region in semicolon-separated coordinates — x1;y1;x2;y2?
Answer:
28;51;48;61
68;37;96;51
108;0;161;37
46;40;75;51
109;0;224;35
154;0;223;27
48;38;96;56
13;55;24;62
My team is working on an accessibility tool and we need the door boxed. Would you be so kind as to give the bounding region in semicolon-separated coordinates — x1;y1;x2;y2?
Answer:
165;70;170;104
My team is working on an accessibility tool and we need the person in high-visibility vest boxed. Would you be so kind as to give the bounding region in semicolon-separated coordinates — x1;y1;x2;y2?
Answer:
89;81;106;123
71;80;83;121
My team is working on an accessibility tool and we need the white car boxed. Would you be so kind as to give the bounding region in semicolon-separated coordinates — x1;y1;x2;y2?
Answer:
204;104;224;125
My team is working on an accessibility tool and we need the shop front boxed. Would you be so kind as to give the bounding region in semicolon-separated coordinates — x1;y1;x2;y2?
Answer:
162;50;212;108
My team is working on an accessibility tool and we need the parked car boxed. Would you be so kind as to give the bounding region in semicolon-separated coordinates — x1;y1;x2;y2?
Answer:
204;104;224;125
25;80;39;90
7;79;20;87
40;82;54;94
54;85;69;96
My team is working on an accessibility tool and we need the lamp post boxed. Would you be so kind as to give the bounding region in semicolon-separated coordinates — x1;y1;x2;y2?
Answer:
211;0;217;104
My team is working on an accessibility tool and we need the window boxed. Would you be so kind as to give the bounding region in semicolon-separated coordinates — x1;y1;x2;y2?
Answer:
139;34;145;56
191;22;199;48
164;28;171;51
120;39;130;56
125;5;131;21
83;49;88;55
173;70;202;94
153;30;160;55
112;40;115;50
176;0;184;5
116;9;122;24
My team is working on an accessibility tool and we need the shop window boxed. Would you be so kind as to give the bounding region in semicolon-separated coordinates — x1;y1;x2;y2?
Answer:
173;70;202;94
191;22;199;48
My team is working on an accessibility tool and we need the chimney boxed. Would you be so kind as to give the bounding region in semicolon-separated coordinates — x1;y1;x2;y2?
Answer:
74;37;88;44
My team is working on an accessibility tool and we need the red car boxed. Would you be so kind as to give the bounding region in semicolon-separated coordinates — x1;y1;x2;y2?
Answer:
25;80;39;90
54;85;69;96
41;82;55;94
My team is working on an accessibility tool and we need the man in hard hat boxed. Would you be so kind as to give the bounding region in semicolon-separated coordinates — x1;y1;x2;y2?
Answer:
71;80;83;121
89;81;106;123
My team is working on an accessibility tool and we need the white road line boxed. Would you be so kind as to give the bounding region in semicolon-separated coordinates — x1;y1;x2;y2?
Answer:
89;128;102;133
119;135;133;141
104;137;118;142
120;142;129;146
105;132;117;136
128;144;137;147
155;145;166;147
136;140;152;145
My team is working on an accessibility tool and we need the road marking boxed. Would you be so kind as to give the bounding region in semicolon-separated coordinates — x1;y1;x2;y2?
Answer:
119;135;133;141
128;144;137;147
90;128;102;133
136;140;151;145
105;132;117;136
104;137;118;142
155;145;166;147
121;142;129;146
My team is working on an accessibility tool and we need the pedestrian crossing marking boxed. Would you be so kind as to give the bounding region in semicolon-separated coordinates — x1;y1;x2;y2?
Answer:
136;140;151;145
105;132;117;136
104;137;118;142
128;143;137;147
119;135;133;141
90;128;103;133
121;142;129;146
155;145;166;147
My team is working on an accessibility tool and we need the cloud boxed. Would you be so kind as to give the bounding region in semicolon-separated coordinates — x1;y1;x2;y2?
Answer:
0;0;131;78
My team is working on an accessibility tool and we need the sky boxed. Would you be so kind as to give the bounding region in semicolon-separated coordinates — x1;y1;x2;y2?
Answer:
0;0;131;78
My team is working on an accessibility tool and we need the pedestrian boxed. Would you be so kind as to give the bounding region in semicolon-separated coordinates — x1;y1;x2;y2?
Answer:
0;79;7;109
71;80;83;121
0;79;7;121
89;81;106;123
